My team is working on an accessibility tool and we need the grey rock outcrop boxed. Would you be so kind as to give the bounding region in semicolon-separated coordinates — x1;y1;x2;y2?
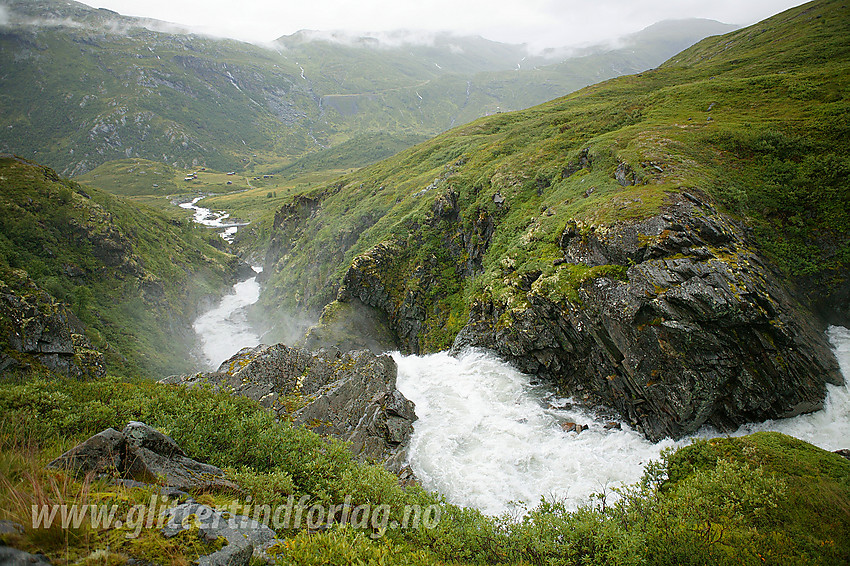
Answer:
161;344;416;470
163;502;280;566
47;422;237;492
0;270;105;380
453;194;843;440
0;547;52;566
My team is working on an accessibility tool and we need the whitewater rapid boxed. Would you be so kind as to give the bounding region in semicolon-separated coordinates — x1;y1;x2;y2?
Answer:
393;326;850;516
179;196;246;243
180;195;261;368
183;194;850;515
193;268;263;369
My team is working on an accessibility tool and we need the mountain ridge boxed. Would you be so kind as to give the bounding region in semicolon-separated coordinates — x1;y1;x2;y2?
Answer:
0;0;733;177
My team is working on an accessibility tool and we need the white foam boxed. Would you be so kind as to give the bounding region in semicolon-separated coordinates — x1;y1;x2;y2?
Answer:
394;326;850;516
714;325;850;450
179;196;247;241
192;268;263;369
394;349;673;515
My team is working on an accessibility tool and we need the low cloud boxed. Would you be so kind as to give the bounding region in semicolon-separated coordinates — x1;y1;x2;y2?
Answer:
89;0;807;52
280;29;480;50
0;3;201;40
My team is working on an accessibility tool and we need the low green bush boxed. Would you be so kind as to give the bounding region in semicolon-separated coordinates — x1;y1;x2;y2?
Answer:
2;378;848;565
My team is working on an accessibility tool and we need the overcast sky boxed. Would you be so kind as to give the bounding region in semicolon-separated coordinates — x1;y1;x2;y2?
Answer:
89;0;808;50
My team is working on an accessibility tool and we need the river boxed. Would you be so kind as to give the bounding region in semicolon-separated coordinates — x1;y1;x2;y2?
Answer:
179;194;261;368
191;264;850;515
183;201;850;517
179;195;247;243
393;327;850;515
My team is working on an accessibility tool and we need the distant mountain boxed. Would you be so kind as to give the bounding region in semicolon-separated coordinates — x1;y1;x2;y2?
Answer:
0;0;733;177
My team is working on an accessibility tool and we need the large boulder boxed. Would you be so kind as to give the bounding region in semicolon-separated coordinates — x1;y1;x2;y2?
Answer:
46;428;125;474
163;502;280;566
161;344;416;470
47;422;237;492
0;547;52;566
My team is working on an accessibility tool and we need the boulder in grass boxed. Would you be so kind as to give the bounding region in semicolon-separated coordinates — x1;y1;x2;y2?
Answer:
46;427;124;474
163;502;280;565
47;422;238;492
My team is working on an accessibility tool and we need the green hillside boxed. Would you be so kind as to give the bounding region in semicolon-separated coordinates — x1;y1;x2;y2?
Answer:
0;0;732;178
248;0;849;445
2;376;849;565
257;0;849;341
0;155;246;378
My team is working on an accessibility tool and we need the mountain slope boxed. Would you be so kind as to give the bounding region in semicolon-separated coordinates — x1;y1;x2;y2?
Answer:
0;0;731;177
256;0;849;440
0;155;247;378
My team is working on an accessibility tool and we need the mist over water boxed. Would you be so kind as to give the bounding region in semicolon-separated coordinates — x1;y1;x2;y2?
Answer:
394;326;850;516
193;269;262;369
180;195;261;368
185;205;849;516
394;350;675;515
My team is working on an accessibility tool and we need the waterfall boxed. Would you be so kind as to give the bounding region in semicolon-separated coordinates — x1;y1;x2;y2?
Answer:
193;269;263;369
180;195;261;368
183;199;849;516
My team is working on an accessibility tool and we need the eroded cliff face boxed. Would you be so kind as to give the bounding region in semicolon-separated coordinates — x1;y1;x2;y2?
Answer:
453;193;842;440
0;270;105;379
252;0;850;441
333;190;842;441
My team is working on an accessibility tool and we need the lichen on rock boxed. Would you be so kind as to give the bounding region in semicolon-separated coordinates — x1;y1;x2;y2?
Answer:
161;344;416;471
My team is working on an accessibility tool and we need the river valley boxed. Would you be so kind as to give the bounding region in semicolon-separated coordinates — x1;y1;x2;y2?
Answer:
189;213;850;515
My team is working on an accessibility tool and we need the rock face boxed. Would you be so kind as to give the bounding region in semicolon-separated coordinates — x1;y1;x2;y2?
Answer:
0;270;104;379
47;422;237;492
161;344;416;470
320;184;842;442
163;502;280;566
0;547;52;566
453;194;843;440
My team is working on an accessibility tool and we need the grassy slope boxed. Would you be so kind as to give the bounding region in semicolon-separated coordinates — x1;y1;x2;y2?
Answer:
0;1;731;178
77;158;348;257
0;156;242;378
1;376;847;565
258;0;849;347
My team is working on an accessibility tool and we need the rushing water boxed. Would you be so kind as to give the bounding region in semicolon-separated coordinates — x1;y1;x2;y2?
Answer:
393;326;850;516
180;195;261;368
394;349;674;515
179;196;246;243
183;194;850;515
193;269;263;369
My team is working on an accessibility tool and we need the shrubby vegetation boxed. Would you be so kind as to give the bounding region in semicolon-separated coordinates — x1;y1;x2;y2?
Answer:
1;377;848;565
0;157;241;377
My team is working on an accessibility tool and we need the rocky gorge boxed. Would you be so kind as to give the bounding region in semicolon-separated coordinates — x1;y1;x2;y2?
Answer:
268;179;844;442
251;1;850;446
450;193;844;440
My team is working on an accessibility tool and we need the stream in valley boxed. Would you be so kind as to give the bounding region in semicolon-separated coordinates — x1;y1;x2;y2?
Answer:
178;195;262;368
179;195;247;243
183;199;850;516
